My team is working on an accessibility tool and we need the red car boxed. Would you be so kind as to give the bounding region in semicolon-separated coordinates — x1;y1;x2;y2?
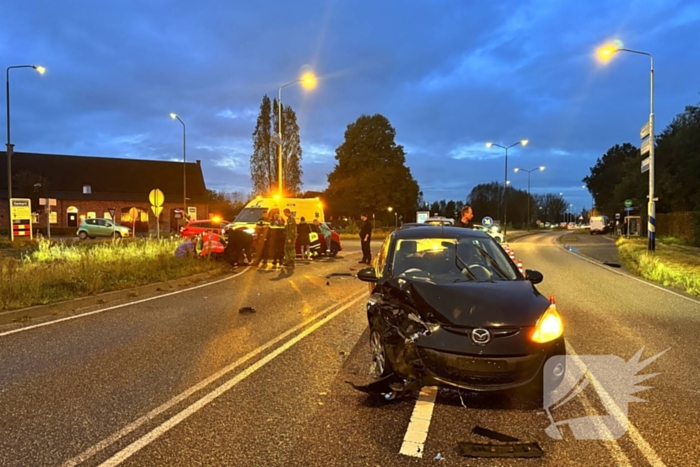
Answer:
180;219;230;238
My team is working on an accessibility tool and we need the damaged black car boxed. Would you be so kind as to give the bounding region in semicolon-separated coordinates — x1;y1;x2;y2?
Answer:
355;226;566;400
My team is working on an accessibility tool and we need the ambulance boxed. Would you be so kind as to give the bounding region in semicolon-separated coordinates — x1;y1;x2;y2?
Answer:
226;196;325;235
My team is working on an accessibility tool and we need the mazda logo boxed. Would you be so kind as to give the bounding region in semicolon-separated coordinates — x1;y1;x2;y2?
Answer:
471;328;491;345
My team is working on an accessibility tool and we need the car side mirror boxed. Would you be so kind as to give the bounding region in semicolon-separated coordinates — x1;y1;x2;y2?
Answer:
357;267;378;283
525;269;543;284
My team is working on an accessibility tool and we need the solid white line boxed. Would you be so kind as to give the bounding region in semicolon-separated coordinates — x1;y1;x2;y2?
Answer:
0;268;251;339
399;386;438;458
97;294;366;467
61;292;365;467
566;340;667;467
559;242;700;306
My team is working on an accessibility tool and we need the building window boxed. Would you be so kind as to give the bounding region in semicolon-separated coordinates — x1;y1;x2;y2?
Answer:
50;212;57;224
32;213;39;224
104;212;112;220
87;212;96;219
83;185;91;194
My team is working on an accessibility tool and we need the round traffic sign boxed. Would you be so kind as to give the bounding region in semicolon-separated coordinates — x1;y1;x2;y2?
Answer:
482;216;493;227
624;199;633;208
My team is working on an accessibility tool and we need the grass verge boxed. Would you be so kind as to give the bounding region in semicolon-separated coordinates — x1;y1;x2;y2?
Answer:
616;237;700;297
0;238;227;312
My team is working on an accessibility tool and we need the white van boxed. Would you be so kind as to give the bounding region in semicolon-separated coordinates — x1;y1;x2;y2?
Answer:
589;215;609;234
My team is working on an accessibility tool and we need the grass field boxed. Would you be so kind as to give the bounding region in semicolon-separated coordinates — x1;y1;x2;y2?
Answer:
0;238;226;312
616;236;700;297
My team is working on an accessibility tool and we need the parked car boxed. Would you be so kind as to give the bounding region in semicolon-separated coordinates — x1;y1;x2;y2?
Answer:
355;226;565;402
181;219;230;237
77;218;131;239
424;216;454;226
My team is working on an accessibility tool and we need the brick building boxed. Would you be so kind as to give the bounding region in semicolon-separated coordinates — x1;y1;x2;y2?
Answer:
0;151;210;234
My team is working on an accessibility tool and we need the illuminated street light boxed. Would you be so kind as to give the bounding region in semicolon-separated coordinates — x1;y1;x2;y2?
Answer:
513;166;545;230
6;64;46;240
170;113;187;220
277;71;317;197
486;139;528;239
596;40;656;251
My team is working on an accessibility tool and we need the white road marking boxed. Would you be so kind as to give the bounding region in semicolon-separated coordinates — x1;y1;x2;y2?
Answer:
61;291;365;467
95;294;366;467
399;386;438;458
566;340;667;467
0;268;250;338
558;240;700;306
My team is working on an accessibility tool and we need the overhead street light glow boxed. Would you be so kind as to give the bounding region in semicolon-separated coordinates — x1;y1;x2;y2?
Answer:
33;66;46;74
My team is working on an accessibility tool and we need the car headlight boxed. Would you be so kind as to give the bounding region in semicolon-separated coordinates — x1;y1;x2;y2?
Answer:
531;305;563;343
244;228;255;234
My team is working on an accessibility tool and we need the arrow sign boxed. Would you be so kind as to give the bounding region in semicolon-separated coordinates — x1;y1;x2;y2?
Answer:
641;156;650;173
149;188;165;207
640;139;651;156
640;121;650;140
482;216;494;227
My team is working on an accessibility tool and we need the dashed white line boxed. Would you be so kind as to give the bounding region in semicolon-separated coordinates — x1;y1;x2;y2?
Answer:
399;386;438;458
96;293;366;467
61;292;365;467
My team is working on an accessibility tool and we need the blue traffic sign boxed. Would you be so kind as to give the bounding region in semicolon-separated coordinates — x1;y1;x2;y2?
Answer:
624;207;634;212
482;216;494;227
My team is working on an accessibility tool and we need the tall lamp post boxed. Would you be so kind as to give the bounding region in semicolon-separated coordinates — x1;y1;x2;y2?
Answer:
276;72;316;197
597;42;655;251
169;113;186;220
514;166;545;230
6;64;45;240
486;139;528;239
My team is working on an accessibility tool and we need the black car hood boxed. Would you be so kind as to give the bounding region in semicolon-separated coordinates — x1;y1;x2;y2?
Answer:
380;278;550;327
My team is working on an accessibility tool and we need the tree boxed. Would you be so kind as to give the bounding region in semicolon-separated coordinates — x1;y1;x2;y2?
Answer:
205;190;249;220
250;95;274;195
250;95;304;196
467;182;502;223
13;171;49;213
534;193;568;224
430;201;441;216
326;114;420;217
583;143;639;217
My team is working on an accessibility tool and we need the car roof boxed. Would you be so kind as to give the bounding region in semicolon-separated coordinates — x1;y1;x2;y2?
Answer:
392;225;490;240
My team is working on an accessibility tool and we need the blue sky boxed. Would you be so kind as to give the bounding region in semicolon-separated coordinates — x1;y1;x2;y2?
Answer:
2;0;699;212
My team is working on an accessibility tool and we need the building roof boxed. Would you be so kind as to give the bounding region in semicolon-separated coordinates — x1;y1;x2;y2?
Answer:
0;151;208;203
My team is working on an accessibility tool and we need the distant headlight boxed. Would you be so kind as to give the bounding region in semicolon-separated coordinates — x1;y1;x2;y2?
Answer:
244;228;255;234
531;305;563;343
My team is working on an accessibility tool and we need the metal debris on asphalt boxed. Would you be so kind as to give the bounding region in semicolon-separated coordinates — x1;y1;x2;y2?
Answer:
434;453;443;461
472;426;520;442
239;307;256;314
325;273;354;279
458;441;543;458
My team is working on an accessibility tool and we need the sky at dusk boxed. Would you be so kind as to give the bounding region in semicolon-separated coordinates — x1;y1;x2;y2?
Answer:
3;0;700;212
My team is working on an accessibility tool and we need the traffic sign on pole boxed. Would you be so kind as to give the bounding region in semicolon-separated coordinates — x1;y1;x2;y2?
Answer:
640;121;650;140
624;199;633;208
482;216;494;227
640;139;651;156
641;157;650;173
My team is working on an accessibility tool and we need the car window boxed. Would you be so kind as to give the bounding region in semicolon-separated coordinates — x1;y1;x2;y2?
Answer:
235;208;266;223
391;237;517;283
96;219;107;227
85;219;97;226
375;237;392;278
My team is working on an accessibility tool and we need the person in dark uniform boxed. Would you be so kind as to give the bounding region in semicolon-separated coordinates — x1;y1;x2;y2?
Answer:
359;213;372;264
268;212;286;267
297;217;312;260
225;227;252;267
454;205;475;228
254;210;270;266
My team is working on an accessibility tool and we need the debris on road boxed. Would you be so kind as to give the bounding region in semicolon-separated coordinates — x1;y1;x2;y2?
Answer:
458;441;543;458
239;307;256;314
325;272;354;279
434;453;443;461
472;426;520;442
603;261;622;268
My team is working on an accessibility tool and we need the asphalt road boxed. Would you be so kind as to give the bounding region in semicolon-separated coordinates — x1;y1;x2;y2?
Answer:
1;232;699;466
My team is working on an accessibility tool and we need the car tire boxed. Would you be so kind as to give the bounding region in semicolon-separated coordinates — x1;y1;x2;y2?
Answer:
369;326;393;378
78;231;88;240
330;241;340;257
113;232;122;239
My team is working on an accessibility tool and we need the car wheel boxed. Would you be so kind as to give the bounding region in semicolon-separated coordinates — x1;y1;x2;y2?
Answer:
369;329;392;378
113;232;122;239
330;241;340;257
78;231;88;240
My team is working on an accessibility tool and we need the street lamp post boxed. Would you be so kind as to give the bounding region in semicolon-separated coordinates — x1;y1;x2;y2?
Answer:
514;166;545;231
597;42;655;252
486;140;528;239
170;113;186;221
6;64;45;240
276;72;316;197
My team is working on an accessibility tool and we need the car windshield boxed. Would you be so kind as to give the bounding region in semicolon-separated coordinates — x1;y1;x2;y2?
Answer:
234;208;266;223
391;237;517;283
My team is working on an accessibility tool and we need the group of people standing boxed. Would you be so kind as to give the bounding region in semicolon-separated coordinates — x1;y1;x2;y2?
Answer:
225;208;333;269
